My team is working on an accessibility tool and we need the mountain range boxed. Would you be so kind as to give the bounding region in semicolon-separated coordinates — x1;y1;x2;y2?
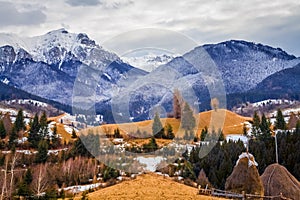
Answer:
0;29;299;122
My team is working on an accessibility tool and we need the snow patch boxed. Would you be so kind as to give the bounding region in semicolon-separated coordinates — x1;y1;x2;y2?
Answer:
236;152;258;167
135;156;165;172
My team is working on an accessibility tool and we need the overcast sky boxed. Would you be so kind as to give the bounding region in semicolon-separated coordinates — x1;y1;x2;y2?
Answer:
0;0;300;56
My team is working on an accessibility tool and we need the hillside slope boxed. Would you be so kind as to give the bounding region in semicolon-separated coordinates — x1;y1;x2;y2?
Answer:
97;109;251;138
82;173;226;200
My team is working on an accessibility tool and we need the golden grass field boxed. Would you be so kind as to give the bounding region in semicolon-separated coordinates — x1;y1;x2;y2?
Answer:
88;109;252;139
50;109;251;146
76;173;226;200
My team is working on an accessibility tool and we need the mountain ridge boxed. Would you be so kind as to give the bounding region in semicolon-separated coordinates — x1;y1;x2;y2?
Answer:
1;29;300;122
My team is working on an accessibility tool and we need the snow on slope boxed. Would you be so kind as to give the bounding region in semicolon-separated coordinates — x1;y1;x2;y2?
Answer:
122;54;175;72
0;28;120;67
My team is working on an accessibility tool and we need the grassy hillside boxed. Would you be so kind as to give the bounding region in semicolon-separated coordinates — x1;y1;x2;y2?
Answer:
89;109;251;139
79;173;226;200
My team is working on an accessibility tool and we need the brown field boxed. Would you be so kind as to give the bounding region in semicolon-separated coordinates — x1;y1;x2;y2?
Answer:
55;123;74;144
196;109;252;136
86;109;251;139
77;173;226;200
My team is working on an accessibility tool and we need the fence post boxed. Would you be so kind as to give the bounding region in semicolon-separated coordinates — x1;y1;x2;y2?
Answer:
242;191;245;200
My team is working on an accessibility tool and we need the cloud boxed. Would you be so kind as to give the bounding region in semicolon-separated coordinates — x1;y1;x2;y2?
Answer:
1;0;300;55
65;0;101;7
0;1;46;27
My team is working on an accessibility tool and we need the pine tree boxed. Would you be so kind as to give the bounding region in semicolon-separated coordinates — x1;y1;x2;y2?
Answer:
173;89;182;119
218;129;225;141
0;119;6;139
165;123;175;139
275;109;286;130
259;113;271;140
113;128;121;138
152;112;164;138
39;111;48;138
17;168;33;197
14;109;25;132
24;168;33;184
9;125;18;147
51;123;60;148
71;128;77;139
200;127;208;141
143;137;158;152
28;113;41;148
252;111;261;137
35;140;49;163
181;102;196;131
243;123;248;136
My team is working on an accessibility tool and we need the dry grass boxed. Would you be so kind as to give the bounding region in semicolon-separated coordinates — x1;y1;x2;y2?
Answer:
261;164;300;200
92;109;251;139
47;113;66;122
79;173;226;200
196;109;252;136
97;118;181;138
55;123;74;144
225;156;264;196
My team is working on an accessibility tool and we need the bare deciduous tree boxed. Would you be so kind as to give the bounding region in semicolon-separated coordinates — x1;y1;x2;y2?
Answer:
31;164;49;197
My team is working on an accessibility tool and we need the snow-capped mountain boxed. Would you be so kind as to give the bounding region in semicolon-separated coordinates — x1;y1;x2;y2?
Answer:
1;30;300;123
0;29;147;107
202;40;300;93
122;54;175;72
117;40;300;120
0;29;120;66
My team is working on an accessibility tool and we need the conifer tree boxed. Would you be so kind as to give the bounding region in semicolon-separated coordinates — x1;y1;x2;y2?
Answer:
14;109;25;132
165;123;175;139
17;168;33;197
181;102;195;131
39;111;48;138
152;112;164;138
218;129;225;141
173;89;182;119
113;128;121;138
51;123;60;148
28;113;41;148
200;127;208;141
259;113;271;140
143;137;158;152
252;111;261;137
9;125;18;147
35;140;49;163
275;109;286;130
71;128;77;139
0;119;6;139
243;123;248;136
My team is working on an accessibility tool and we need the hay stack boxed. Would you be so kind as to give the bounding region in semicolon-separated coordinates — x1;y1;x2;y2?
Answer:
261;163;300;200
225;152;264;196
196;168;211;187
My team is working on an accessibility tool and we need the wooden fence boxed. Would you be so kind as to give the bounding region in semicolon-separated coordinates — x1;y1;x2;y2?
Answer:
198;186;292;200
